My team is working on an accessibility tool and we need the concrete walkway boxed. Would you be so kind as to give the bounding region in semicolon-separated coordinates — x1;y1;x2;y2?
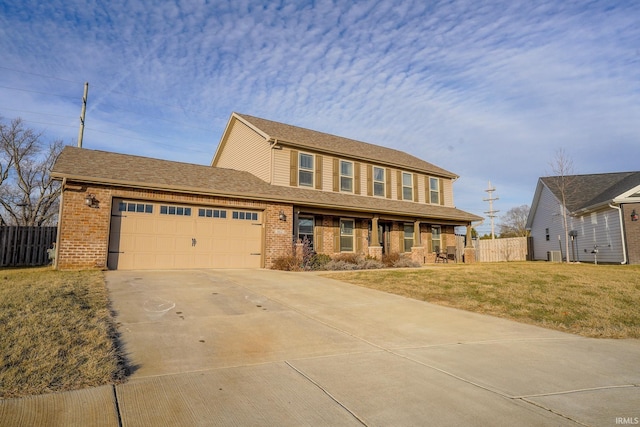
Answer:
2;269;639;426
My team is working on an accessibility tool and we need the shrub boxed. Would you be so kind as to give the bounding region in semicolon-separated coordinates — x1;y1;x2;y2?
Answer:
324;260;359;271
381;252;401;267
332;253;359;264
359;258;384;269
271;255;302;271
393;255;422;268
309;253;332;270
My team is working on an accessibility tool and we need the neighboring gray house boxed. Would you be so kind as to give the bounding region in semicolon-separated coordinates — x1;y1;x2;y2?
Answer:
526;172;640;264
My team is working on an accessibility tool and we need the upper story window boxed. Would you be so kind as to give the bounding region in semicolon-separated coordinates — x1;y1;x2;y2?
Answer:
340;160;354;192
299;153;314;187
373;167;385;197
429;177;440;204
402;172;413;200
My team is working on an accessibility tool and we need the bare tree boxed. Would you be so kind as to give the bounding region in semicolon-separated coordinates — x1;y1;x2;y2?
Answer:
499;205;530;238
0;117;64;226
548;148;576;263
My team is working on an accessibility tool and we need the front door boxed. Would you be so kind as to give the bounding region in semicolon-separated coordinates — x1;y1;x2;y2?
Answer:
379;222;391;255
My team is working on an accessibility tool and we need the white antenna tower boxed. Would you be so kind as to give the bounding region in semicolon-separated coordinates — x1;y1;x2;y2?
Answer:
483;181;499;239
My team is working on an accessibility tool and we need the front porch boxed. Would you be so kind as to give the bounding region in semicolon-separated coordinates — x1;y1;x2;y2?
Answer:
293;210;476;264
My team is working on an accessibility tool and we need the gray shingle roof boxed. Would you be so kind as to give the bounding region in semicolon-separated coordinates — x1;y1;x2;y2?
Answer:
235;113;458;178
52;147;481;223
541;172;640;212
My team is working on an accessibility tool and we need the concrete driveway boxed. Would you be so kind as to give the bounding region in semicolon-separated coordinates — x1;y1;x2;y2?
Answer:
2;269;639;426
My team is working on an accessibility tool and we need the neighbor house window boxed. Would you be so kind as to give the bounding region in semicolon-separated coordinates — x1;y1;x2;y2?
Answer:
431;225;441;253
545;228;550;241
299;153;314;187
340;219;355;252
340;160;353;192
373;167;385;197
297;216;314;249
402;172;413;200
404;224;414;253
429;177;440;204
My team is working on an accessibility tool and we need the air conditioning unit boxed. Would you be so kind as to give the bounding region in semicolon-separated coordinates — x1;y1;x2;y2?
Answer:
547;251;562;262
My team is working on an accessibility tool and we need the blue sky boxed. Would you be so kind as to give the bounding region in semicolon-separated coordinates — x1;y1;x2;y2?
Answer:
1;0;639;234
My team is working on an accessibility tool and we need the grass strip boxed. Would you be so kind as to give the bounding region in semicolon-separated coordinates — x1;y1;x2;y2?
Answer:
324;262;640;339
0;268;125;398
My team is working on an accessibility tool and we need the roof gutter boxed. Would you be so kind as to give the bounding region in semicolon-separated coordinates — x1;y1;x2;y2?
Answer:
609;203;628;265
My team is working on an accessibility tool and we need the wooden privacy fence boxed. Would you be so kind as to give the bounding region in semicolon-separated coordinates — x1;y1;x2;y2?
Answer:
0;226;57;267
474;237;528;262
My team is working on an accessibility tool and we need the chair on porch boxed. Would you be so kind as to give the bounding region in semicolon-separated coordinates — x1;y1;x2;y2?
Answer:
446;246;457;263
435;246;448;263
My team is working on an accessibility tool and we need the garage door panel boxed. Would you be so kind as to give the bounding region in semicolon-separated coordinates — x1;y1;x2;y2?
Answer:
109;199;263;270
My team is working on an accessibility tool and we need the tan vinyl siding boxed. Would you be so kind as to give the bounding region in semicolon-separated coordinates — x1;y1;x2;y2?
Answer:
214;120;271;182
272;147;290;187
442;178;454;207
322;156;333;191
417;174;426;204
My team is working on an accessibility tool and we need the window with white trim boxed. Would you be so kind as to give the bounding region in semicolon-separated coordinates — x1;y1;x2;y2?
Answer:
404;224;414;253
402;172;413;200
373;167;385;197
299;153;314;187
340;219;355;252
297;216;314;249
429;177;440;204
431;225;441;253
340;160;353;192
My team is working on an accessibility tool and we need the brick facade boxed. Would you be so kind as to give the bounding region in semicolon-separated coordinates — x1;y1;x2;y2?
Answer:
56;181;293;270
57;180;474;270
622;203;640;265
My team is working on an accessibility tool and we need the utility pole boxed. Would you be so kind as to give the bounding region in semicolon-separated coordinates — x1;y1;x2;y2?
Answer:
77;82;88;148
483;181;499;239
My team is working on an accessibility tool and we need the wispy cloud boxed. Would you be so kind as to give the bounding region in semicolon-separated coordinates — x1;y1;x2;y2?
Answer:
1;0;639;233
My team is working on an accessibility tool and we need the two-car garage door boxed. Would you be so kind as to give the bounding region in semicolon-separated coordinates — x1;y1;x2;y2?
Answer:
108;199;263;270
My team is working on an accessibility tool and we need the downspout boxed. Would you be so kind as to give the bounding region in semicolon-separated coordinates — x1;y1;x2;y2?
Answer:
269;138;278;185
53;178;66;269
609;203;628;265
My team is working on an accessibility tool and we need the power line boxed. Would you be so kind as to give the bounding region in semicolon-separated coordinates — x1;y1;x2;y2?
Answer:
0;65;81;84
0;106;76;121
0;85;77;100
83;127;211;154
